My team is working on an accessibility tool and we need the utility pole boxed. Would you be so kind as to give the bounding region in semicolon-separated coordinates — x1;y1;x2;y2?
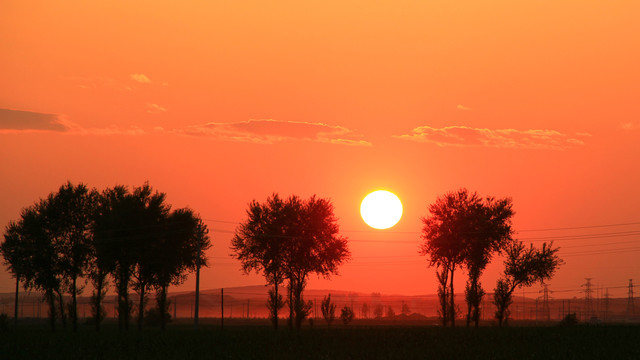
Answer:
194;239;201;330
247;299;250;319
627;279;635;319
221;288;224;330
174;297;177;320
603;288;610;322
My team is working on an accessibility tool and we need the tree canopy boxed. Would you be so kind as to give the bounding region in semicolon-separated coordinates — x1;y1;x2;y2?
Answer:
419;188;514;327
493;241;563;326
232;193;350;330
1;181;210;332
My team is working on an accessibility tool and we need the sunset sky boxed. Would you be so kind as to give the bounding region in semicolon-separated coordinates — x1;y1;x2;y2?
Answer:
1;1;639;298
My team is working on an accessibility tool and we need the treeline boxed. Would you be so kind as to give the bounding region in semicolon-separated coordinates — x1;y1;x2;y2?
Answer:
0;182;211;332
2;185;563;332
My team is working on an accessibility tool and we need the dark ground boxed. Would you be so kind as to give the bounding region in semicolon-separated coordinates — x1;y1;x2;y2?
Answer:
1;319;639;359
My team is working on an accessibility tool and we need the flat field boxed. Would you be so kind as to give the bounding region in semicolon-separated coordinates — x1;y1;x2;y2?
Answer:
1;320;639;359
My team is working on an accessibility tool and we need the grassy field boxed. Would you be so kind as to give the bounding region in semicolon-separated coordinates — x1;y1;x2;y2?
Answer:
1;320;639;359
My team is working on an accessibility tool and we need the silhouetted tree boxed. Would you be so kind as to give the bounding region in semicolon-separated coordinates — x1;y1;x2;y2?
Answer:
1;221;29;327
419;189;473;327
493;241;563;326
94;185;133;331
373;304;384;319
87;219;111;332
420;189;513;327
401;301;411;316
5;204;62;331
151;209;210;330
94;183;168;331
340;306;354;324
461;195;514;327
284;195;350;330
361;302;370;319
43;182;97;331
232;194;294;330
386;305;395;318
232;194;350;330
321;294;336;328
129;185;171;331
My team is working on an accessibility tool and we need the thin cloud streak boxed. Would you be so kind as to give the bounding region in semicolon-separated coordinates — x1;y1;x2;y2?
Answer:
1;110;371;146
395;125;589;150
0;108;146;136
0;109;73;133
176;119;372;146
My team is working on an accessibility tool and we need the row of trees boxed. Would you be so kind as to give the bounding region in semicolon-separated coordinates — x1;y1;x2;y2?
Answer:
1;182;211;331
3;185;560;330
419;188;563;327
231;194;350;330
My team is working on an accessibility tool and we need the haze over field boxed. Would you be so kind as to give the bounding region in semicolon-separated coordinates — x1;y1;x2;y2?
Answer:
1;1;639;299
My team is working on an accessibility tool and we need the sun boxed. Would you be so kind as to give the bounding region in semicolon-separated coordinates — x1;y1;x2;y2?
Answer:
360;190;403;229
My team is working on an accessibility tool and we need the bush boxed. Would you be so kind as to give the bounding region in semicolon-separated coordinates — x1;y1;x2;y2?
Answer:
144;307;172;327
340;306;354;325
0;313;8;331
559;313;578;326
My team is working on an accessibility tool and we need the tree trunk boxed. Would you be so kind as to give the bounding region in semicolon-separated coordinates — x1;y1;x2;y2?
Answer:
13;276;19;327
159;285;168;331
293;277;304;330
273;283;279;330
137;283;146;330
71;275;77;332
194;251;200;330
56;289;67;329
47;290;56;332
94;274;103;332
118;268;130;331
287;280;294;329
466;289;472;327
449;266;455;327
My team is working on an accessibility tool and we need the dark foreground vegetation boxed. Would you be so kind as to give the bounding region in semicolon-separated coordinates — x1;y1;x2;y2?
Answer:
2;321;640;359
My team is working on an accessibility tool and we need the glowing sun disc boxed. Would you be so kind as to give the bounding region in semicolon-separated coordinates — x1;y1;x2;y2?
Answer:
360;190;403;229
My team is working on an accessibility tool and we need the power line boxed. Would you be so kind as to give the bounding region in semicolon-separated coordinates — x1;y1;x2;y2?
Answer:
202;217;640;234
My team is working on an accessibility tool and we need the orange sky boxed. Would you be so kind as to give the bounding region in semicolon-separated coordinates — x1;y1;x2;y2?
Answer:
1;1;639;298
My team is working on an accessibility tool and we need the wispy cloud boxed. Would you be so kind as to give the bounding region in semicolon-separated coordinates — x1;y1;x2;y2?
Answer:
130;73;152;84
621;122;640;130
0;109;74;133
0;108;146;136
395;125;588;150
457;104;471;111
175;119;372;146
1;110;369;145
146;103;167;114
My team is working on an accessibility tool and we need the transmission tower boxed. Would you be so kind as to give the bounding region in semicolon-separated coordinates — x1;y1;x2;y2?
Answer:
539;284;552;321
582;278;593;320
627;279;635;319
